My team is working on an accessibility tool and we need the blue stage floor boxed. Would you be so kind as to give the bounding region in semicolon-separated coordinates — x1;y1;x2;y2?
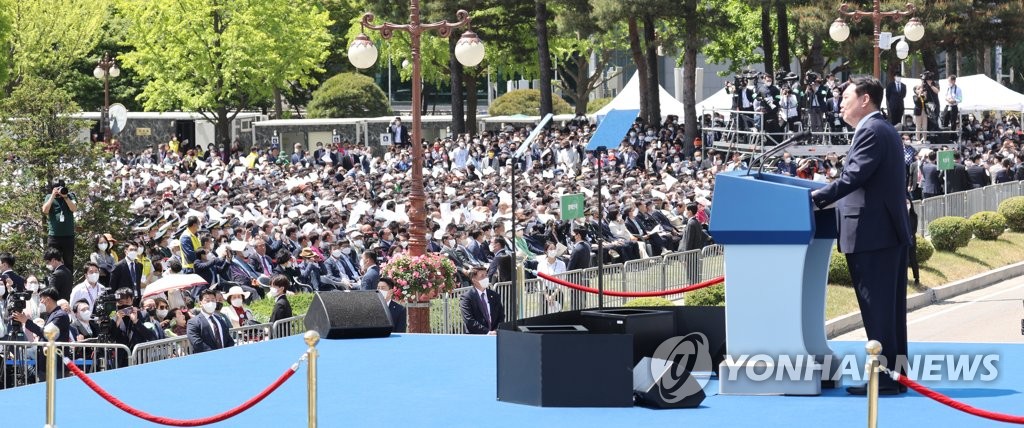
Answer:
0;335;1022;427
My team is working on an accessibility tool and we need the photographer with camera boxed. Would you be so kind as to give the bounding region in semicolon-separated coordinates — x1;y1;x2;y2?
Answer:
41;179;78;269
110;287;157;364
1;252;25;293
11;287;70;380
922;71;941;126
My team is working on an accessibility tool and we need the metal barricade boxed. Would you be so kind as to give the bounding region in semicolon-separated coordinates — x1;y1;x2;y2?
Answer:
271;315;306;339
129;336;191;366
623;256;664;294
1;339;131;389
662;250;702;289
983;185;1001;212
920;196;945;234
700;244;726;282
432;286;471;334
964;189;986;222
944;192;968;218
229;323;272;345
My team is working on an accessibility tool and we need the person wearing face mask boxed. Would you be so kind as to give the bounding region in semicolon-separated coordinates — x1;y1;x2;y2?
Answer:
70;299;100;342
186;288;234;353
70;262;107;311
90;233;118;286
358;250;381;291
0;252;26;294
110;243;145;306
267;274;293;323
43;247;74;302
377;278;406;333
459;266;504;335
323;241;359;286
535;242;566;314
12;287;70;378
219;286;255;328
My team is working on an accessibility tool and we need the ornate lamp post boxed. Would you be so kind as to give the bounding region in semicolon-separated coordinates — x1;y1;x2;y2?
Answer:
830;2;925;79
349;1;485;333
93;52;120;145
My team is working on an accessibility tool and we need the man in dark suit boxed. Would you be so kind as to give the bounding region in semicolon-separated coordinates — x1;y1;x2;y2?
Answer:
466;230;488;264
885;72;907;126
43;247;73;301
377;278;407;333
811;76;912;396
358;249;381;291
566;226;592;310
966;155;991;189
390;117;411;147
459;267;504;334
943;152;971;194
249;239;276;277
0;252;25;293
681;204;706;284
187;288;235;353
109;242;144;305
268;275;293;323
110;287;156;365
486;237;513;283
921;151;943;198
13;287;71;380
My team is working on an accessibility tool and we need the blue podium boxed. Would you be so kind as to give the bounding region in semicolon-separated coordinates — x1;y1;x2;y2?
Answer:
709;170;840;395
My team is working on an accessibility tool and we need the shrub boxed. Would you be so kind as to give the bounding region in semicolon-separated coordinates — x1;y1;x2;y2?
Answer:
624;297;675;307
250;292;315;323
928;216;973;251
969;211;1007;240
828;247;852;286
685;283;724;306
587;97;613;114
307;72;392;118
997;196;1024;232
914;234;934;264
488;89;573;116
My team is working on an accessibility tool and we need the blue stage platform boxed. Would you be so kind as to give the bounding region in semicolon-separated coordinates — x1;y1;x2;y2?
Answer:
0;335;1022;427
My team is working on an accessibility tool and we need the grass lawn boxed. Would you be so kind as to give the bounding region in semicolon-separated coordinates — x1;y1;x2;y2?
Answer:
825;232;1024;320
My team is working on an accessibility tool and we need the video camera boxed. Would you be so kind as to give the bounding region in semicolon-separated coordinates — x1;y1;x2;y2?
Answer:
92;291;120;342
920;71;936;81
6;291;31;314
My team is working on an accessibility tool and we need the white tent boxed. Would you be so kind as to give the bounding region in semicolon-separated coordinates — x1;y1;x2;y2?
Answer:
897;74;1024;114
695;87;734;118
594;71;688;120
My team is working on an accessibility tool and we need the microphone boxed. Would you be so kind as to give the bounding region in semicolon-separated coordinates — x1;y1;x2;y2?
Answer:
746;130;813;176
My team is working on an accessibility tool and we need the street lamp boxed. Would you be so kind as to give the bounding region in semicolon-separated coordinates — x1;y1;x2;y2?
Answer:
93;52;120;145
830;2;924;79
349;1;484;332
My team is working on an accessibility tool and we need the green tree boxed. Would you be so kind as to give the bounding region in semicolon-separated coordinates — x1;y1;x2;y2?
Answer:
3;0;109;92
115;0;332;157
0;77;129;272
307;72;392;118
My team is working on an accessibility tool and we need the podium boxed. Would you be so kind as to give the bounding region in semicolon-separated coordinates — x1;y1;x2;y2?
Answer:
709;170;840;395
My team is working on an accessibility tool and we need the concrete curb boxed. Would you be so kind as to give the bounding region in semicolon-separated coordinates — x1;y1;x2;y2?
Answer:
825;260;1024;339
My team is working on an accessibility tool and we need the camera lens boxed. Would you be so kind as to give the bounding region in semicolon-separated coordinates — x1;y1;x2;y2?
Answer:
59;187;68;195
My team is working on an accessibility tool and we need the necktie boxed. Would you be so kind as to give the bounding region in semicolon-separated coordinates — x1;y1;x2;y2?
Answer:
479;291;491;330
211;315;223;348
128;263;136;287
262;256;272;275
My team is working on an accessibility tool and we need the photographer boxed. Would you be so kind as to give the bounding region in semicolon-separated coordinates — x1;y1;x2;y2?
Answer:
41;179;78;269
922;72;941;125
110;287;157;364
11;287;70;380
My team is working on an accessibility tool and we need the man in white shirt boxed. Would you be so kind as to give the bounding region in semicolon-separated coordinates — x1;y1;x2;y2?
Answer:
944;75;963;129
69;262;106;311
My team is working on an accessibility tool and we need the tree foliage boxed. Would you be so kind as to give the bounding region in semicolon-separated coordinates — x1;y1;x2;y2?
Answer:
3;0;108;91
307;72;392;118
115;0;332;151
0;77;128;272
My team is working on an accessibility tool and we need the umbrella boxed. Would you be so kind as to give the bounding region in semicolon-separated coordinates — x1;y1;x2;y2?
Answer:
143;273;208;298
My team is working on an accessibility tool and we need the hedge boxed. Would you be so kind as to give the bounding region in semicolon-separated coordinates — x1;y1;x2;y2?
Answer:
997;197;1024;232
828;247;852;286
307;72;392;118
915;234;934;263
928;216;973;251
685;283;724;306
488;89;573;116
968;211;1007;240
624;296;675;307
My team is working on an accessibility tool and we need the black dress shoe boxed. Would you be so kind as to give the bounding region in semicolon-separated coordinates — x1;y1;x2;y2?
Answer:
846;383;902;396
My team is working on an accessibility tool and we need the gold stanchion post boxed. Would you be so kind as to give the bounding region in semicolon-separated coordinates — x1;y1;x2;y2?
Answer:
516;252;526;320
865;340;882;428
305;330;320;428
44;324;59;428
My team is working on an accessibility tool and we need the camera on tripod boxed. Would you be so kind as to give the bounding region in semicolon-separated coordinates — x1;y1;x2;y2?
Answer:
92;291;120;342
6;291;31;314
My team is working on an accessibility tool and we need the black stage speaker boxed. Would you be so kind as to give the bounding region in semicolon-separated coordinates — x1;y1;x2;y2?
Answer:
633;357;707;409
304;291;393;339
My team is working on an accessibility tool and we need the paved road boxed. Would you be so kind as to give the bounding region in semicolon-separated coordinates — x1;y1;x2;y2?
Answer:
835;274;1024;343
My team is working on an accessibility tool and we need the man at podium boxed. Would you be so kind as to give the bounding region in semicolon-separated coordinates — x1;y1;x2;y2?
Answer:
810;76;912;396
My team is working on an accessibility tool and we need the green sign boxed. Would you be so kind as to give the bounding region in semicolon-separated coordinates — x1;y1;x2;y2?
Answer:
937;150;955;171
561;193;585;221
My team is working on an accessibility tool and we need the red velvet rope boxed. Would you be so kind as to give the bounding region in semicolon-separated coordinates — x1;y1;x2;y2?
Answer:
894;372;1024;424
535;271;724;297
65;358;298;426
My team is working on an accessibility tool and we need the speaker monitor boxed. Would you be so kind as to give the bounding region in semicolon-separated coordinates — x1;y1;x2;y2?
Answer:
304;291;393;339
633;357;707;409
